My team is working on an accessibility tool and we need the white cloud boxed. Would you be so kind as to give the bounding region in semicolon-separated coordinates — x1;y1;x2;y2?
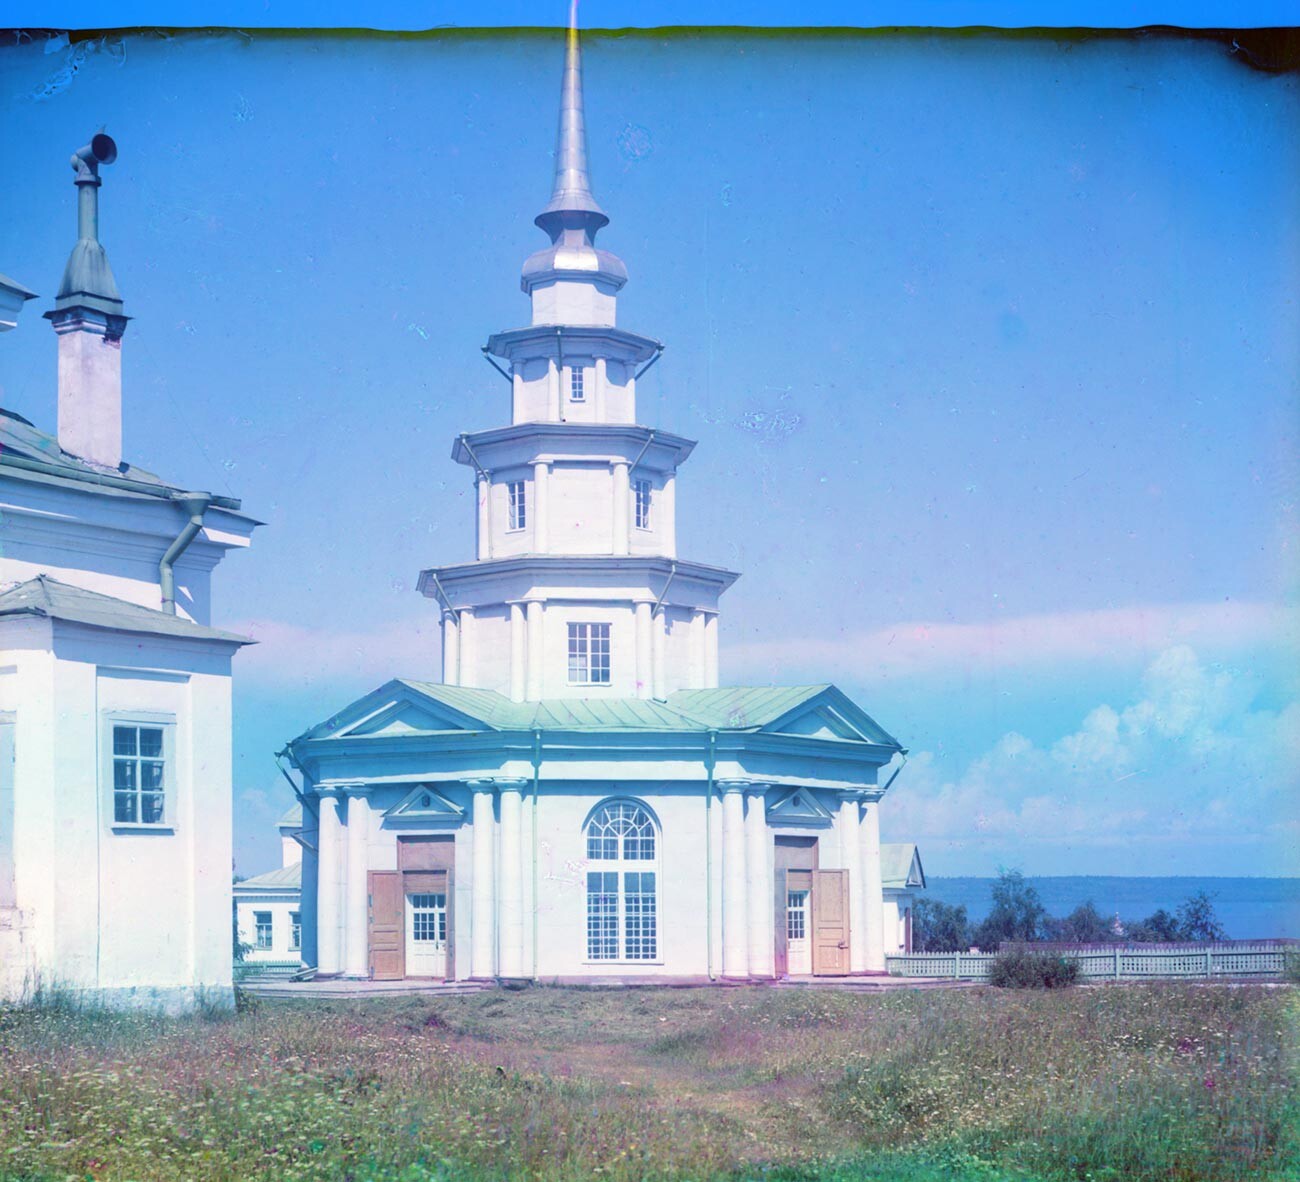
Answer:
881;645;1300;875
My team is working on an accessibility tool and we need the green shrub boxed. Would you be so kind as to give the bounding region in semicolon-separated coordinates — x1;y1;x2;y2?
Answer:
1283;950;1300;984
988;948;1080;989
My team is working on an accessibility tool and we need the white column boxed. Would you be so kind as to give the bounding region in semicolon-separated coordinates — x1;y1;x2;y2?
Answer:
459;606;477;689
476;472;491;560
860;797;886;973
316;791;342;974
546;356;560;420
704;612;719;688
652;608;667;699
662;471;677;558
532;460;549;553
512;362;525;422
525;599;543;699
842;794;866;974
509;603;526;701
612;460;630;555
441;610;460;686
343;787;370;978
745;784;772;978
497;779;525;978
719;781;749;979
634;600;653;699
470;781;497;979
594;356;607;421
690;609;706;688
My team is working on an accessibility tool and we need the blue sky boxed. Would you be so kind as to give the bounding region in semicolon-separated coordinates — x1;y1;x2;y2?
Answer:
1;17;1296;878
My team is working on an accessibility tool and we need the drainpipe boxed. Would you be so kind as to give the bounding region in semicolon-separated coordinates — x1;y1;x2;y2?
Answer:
480;346;512;385
159;494;210;615
531;728;542;981
879;755;908;795
628;429;656;476
652;561;678;618
635;343;665;381
705;729;717;981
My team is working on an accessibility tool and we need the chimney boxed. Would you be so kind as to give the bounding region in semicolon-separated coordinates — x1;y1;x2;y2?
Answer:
43;133;129;470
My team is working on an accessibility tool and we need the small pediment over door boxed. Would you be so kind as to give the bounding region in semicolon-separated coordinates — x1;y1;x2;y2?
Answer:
766;787;834;827
383;784;465;828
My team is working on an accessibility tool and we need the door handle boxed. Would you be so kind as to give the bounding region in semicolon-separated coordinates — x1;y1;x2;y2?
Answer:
838;941;848;948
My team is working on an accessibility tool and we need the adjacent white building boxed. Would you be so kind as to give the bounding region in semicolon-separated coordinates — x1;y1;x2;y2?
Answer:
0;134;257;1011
234;807;304;967
285;17;923;984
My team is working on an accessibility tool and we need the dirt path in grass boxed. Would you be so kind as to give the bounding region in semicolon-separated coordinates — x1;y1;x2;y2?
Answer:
496;1038;858;1165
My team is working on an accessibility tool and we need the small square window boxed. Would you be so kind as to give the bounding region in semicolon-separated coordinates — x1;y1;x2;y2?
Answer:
567;623;611;685
634;479;652;530
289;911;301;951
507;480;527;531
254;911;273;950
570;367;585;402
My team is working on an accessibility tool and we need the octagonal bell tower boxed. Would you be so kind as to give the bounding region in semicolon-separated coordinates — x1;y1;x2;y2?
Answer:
417;3;738;701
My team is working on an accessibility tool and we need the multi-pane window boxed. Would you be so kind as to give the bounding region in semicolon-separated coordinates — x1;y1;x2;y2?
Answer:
254;911;273;950
634;479;652;529
584;802;658;961
409;893;447;944
507;480;527;531
112;724;165;824
570;366;585;401
567;622;611;685
289;911;301;951
787;890;809;941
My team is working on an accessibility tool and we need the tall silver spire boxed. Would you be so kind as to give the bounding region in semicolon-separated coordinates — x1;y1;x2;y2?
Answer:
535;0;608;235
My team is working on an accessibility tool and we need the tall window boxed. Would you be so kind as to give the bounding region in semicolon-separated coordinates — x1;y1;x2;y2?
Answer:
507;480;527;531
567;623;610;685
585;802;658;961
254;911;273;950
569;366;585;402
634;479;652;530
289;911;301;951
112;724;166;824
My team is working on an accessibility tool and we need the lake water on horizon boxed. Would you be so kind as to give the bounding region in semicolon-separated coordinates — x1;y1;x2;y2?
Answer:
924;877;1300;940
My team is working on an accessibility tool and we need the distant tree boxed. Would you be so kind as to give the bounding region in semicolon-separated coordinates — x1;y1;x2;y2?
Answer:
972;868;1047;949
1122;894;1226;943
232;870;251;963
1175;891;1227;942
1043;900;1114;943
913;898;971;952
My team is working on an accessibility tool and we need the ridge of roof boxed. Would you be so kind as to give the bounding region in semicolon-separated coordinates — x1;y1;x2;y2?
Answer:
234;863;302;891
0;575;251;645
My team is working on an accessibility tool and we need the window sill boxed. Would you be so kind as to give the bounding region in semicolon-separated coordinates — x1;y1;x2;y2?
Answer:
582;961;664;968
110;823;175;835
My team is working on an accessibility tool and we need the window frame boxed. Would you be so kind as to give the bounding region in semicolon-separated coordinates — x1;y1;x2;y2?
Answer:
583;800;661;965
507;479;527;532
567;622;611;687
289;910;302;951
254;910;274;950
102;711;177;834
569;365;586;402
633;478;653;530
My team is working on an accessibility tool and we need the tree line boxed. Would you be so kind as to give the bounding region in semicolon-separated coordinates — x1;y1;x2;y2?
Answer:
913;869;1228;952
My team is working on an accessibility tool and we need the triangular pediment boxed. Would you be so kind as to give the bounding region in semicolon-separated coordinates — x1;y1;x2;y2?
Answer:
384;784;465;824
763;687;901;747
766;787;834;827
299;679;502;743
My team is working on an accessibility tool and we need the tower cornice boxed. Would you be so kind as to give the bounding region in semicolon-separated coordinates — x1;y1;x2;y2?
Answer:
486;324;660;364
451;423;695;472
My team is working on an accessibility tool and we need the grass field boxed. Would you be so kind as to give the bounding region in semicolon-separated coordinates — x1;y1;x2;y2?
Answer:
1;982;1296;1182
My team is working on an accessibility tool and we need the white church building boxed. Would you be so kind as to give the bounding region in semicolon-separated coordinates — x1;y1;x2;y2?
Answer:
284;18;921;984
0;135;257;1010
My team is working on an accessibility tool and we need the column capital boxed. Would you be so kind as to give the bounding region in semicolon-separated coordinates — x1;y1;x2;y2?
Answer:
716;779;750;795
858;790;885;808
743;781;772;798
465;778;498;794
341;783;369;799
494;777;529;793
315;785;345;799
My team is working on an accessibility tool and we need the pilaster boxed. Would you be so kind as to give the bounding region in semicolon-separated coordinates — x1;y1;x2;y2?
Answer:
509;603;526;701
842;794;865;973
612;459;630;556
718;780;749;979
525;599;544;699
496;778;528;978
859;796;886;973
315;790;342;975
634;599;653;699
441;611;460;686
744;783;772;977
532;460;550;552
469;781;497;979
343;786;369;979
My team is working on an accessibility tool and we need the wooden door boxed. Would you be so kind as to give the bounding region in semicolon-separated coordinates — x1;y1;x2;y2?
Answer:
368;871;404;980
811;869;850;976
773;836;819;977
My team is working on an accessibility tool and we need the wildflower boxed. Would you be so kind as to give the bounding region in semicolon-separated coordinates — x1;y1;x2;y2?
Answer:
1204;1075;1216;1089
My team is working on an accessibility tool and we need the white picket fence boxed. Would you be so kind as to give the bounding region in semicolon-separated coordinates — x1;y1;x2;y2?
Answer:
885;942;1296;981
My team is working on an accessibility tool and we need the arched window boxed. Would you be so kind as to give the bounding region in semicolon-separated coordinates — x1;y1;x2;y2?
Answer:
584;800;659;962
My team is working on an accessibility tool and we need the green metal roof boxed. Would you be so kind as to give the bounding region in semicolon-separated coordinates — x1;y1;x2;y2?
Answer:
233;863;301;892
394;681;836;734
0;407;245;513
881;843;925;890
0;575;251;645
